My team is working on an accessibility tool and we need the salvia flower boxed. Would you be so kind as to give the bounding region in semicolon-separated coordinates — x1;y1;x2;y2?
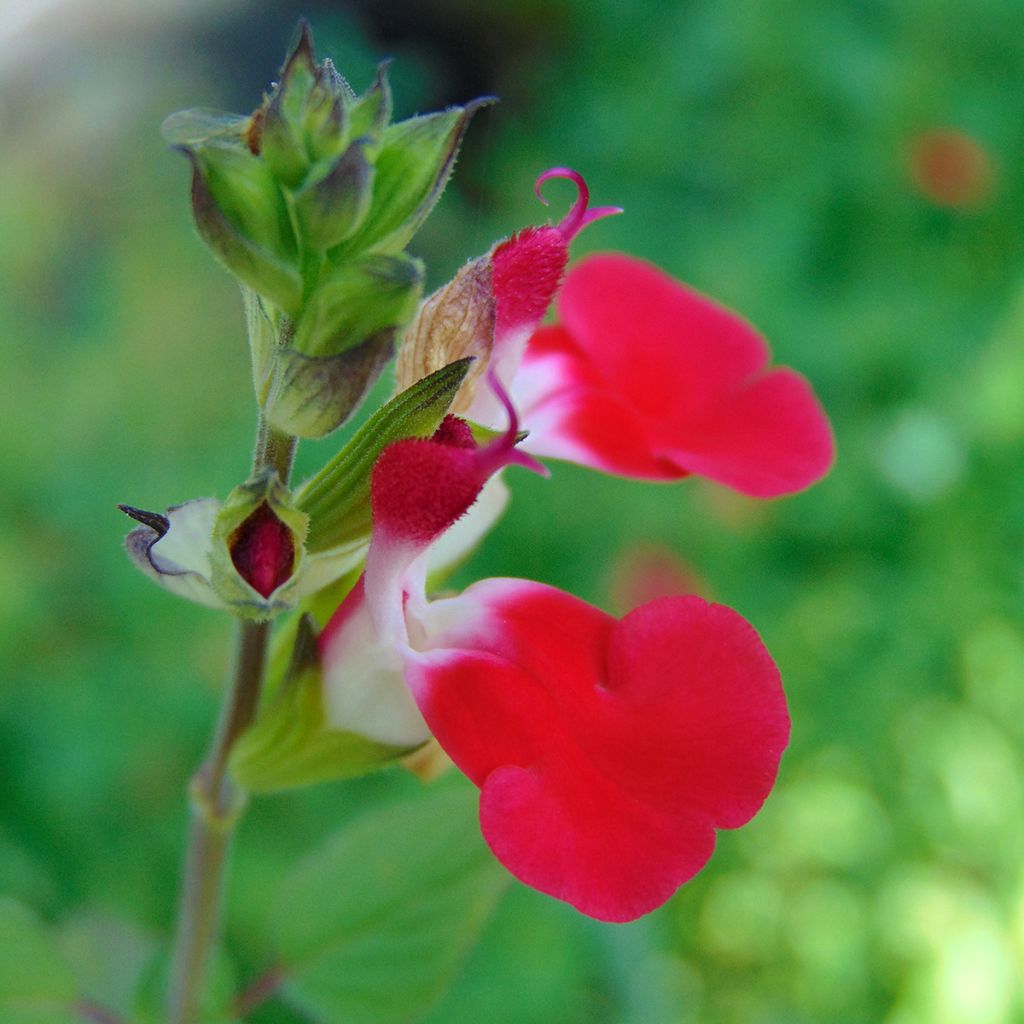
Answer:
318;380;789;921
132;31;835;925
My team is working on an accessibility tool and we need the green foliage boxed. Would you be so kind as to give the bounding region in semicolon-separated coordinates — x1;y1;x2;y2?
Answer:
265;781;509;1023
0;899;78;1024
5;3;1024;1023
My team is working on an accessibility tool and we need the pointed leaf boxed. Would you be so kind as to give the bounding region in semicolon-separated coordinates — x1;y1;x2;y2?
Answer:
296;358;472;551
268;782;509;1024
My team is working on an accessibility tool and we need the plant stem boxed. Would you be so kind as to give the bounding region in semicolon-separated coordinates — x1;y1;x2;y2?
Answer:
166;421;295;1024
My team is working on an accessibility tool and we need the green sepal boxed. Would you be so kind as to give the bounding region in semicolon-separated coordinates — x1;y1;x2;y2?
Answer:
208;468;309;620
297;357;473;553
347;61;393;149
230;615;416;793
294;254;423;357
303;60;352;164
265;254;425;438
293;138;375;251
243;286;279;406
182;147;303;315
266;332;396;439
160;107;250;147
192;142;295;259
330;98;493;259
260;87;311;189
277;20;318;126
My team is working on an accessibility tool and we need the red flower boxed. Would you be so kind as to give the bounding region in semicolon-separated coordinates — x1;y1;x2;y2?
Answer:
512;253;835;496
320;384;789;921
407;581;788;922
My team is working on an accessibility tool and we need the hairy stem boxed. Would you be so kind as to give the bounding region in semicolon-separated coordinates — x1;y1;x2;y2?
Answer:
166;422;295;1024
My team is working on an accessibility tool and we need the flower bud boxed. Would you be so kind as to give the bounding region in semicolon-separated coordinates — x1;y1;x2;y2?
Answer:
208;468;309;618
182;146;303;315
292;138;374;251
266;255;424;438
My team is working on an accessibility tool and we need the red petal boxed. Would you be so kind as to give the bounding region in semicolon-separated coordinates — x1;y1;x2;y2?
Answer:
519;254;834;495
409;581;788;921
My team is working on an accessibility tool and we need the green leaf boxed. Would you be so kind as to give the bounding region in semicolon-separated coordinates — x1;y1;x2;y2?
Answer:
296;358;472;552
268;781;509;1024
0;898;78;1024
57;913;156;1020
330;99;492;259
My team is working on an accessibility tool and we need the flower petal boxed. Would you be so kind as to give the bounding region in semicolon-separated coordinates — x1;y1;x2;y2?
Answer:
517;254;834;495
407;580;789;921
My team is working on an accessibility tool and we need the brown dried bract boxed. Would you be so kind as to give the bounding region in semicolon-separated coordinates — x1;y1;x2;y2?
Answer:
394;257;495;413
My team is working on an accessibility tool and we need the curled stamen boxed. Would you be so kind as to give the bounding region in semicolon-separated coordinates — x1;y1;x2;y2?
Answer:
482;370;549;477
534;167;623;242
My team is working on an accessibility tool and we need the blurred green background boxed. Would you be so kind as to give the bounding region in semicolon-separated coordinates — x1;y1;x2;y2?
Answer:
3;0;1024;1021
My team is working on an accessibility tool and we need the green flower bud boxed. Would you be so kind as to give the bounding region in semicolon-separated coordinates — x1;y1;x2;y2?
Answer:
194;143;295;257
265;255;425;438
302;60;353;164
266;335;396;441
229;615;415;793
259;88;311;189
292;138;374;251
182;147;303;315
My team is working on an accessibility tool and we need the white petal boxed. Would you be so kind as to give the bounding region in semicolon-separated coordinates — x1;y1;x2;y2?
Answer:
321;590;430;746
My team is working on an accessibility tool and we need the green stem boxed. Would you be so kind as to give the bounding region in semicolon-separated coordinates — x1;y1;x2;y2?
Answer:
166;421;295;1024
